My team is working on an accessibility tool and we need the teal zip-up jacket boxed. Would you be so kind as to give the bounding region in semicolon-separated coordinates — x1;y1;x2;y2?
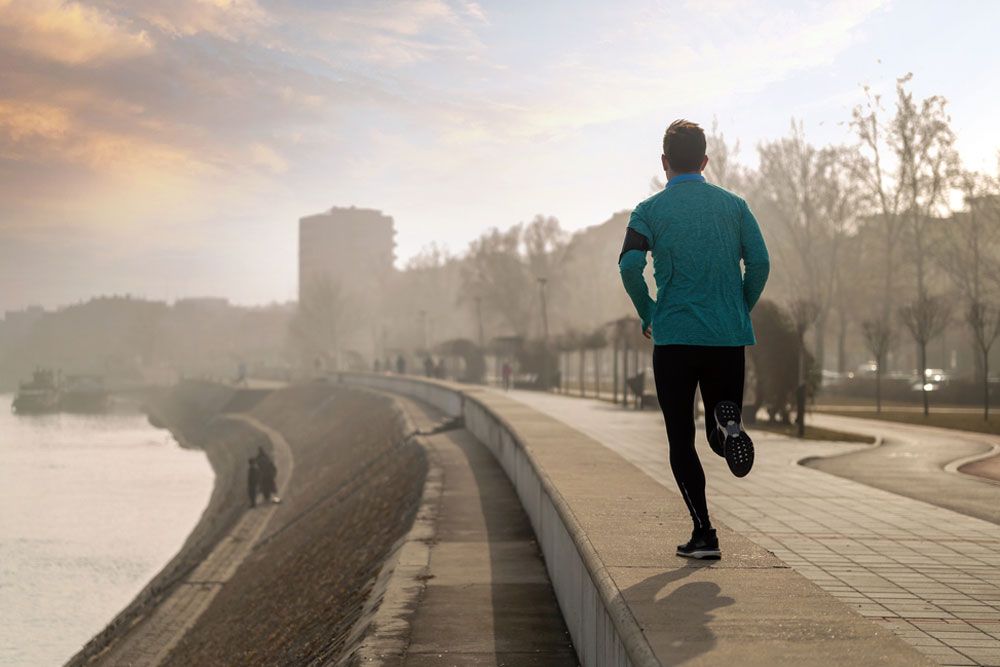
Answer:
618;173;770;346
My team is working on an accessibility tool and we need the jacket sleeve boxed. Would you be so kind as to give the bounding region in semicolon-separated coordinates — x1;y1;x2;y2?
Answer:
740;200;770;310
618;208;656;332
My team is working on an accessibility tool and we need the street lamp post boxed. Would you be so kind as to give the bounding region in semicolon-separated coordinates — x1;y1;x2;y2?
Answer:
474;296;485;348
419;309;428;352
538;277;550;387
538;278;550;342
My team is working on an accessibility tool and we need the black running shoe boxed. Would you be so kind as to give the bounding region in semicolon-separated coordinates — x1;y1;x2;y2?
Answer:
676;528;721;560
714;400;754;478
708;427;725;458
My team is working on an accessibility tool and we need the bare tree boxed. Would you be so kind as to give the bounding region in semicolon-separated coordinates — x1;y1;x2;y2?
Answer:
523;215;567;283
967;302;1000;419
899;295;951;416
851;80;907;321
893;74;959;301
461;225;533;337
757;124;857;369
830;231;876;374
289;276;356;371
939;171;1000;417
862;317;895;413
460;216;566;339
856;74;957;295
704;119;749;192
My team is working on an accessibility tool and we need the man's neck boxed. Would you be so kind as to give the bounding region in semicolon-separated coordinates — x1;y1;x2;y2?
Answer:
667;169;702;179
666;172;706;187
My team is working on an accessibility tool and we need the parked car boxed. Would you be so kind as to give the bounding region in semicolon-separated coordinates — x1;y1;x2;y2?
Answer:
923;368;949;383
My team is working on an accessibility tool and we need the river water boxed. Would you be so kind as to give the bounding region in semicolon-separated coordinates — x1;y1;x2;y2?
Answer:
0;394;214;666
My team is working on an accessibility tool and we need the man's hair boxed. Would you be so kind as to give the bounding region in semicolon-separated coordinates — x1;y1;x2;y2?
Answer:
662;119;706;173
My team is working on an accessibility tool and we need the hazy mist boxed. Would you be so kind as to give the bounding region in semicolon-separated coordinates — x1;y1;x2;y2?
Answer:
2;0;999;312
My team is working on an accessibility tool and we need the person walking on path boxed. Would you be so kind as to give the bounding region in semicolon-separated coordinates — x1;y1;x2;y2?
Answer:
255;446;280;504
501;361;513;391
618;119;770;560
247;458;259;508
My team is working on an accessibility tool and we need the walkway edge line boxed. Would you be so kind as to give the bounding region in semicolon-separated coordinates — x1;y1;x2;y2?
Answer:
811;411;1000;483
344;393;443;664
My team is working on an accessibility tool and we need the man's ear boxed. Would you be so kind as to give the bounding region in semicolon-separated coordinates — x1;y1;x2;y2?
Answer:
700;155;709;172
661;154;670;173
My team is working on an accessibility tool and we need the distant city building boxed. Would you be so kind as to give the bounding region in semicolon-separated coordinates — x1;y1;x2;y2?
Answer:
0;305;45;346
3;305;45;328
298;206;396;302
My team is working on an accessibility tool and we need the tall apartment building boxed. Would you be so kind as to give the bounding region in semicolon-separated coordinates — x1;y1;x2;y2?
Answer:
298;206;396;302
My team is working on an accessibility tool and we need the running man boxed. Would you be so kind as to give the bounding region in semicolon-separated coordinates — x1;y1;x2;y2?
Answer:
618;119;770;560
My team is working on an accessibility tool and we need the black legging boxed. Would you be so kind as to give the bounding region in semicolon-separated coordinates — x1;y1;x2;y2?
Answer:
652;345;745;531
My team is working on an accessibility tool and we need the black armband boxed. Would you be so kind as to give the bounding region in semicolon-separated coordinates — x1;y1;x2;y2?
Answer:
619;227;651;263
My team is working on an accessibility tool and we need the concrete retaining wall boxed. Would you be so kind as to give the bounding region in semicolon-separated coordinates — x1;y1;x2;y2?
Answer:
338;372;649;667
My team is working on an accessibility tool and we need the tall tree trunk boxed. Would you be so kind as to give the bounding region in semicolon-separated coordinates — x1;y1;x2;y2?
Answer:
814;312;827;373
797;335;806;438
920;342;929;417
837;310;848;375
613;340;619;403
594;348;601;399
875;364;882;413
973;336;985;384
984;349;990;421
622;338;630;406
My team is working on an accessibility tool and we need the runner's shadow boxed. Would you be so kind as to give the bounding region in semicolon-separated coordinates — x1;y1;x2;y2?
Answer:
622;562;735;666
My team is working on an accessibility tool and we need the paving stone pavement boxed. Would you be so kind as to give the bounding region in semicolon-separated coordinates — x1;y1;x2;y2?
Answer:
502;390;1000;667
99;414;293;666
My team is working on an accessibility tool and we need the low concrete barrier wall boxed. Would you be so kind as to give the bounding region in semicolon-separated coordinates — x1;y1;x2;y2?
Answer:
338;372;652;666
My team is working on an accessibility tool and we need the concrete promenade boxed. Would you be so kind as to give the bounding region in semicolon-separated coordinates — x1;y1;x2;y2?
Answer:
505;389;1000;666
357;394;576;665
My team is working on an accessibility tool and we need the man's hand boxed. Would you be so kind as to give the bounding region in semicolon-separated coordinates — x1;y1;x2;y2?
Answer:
643;325;652;340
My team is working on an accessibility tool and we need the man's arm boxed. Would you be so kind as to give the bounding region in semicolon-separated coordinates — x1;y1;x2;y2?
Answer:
740;200;770;310
619;211;655;335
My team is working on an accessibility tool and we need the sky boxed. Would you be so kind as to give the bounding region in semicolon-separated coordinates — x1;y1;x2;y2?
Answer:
1;0;998;312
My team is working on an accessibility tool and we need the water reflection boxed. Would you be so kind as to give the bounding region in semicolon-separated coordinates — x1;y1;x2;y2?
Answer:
0;394;213;666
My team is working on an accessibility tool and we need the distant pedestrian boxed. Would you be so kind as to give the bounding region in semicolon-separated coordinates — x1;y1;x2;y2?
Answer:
434;358;446;379
373;358;381;373
255;446;280;504
247;459;259;508
423;356;434;378
396;354;406;374
502;361;512;391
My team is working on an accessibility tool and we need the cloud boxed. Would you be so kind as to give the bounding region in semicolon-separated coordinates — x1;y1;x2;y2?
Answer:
0;100;70;144
250;143;289;173
0;0;152;64
0;0;906;312
276;0;487;67
113;0;272;41
470;0;890;139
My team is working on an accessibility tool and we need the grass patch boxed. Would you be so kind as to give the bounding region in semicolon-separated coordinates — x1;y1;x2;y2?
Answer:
821;410;1000;436
752;421;875;443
